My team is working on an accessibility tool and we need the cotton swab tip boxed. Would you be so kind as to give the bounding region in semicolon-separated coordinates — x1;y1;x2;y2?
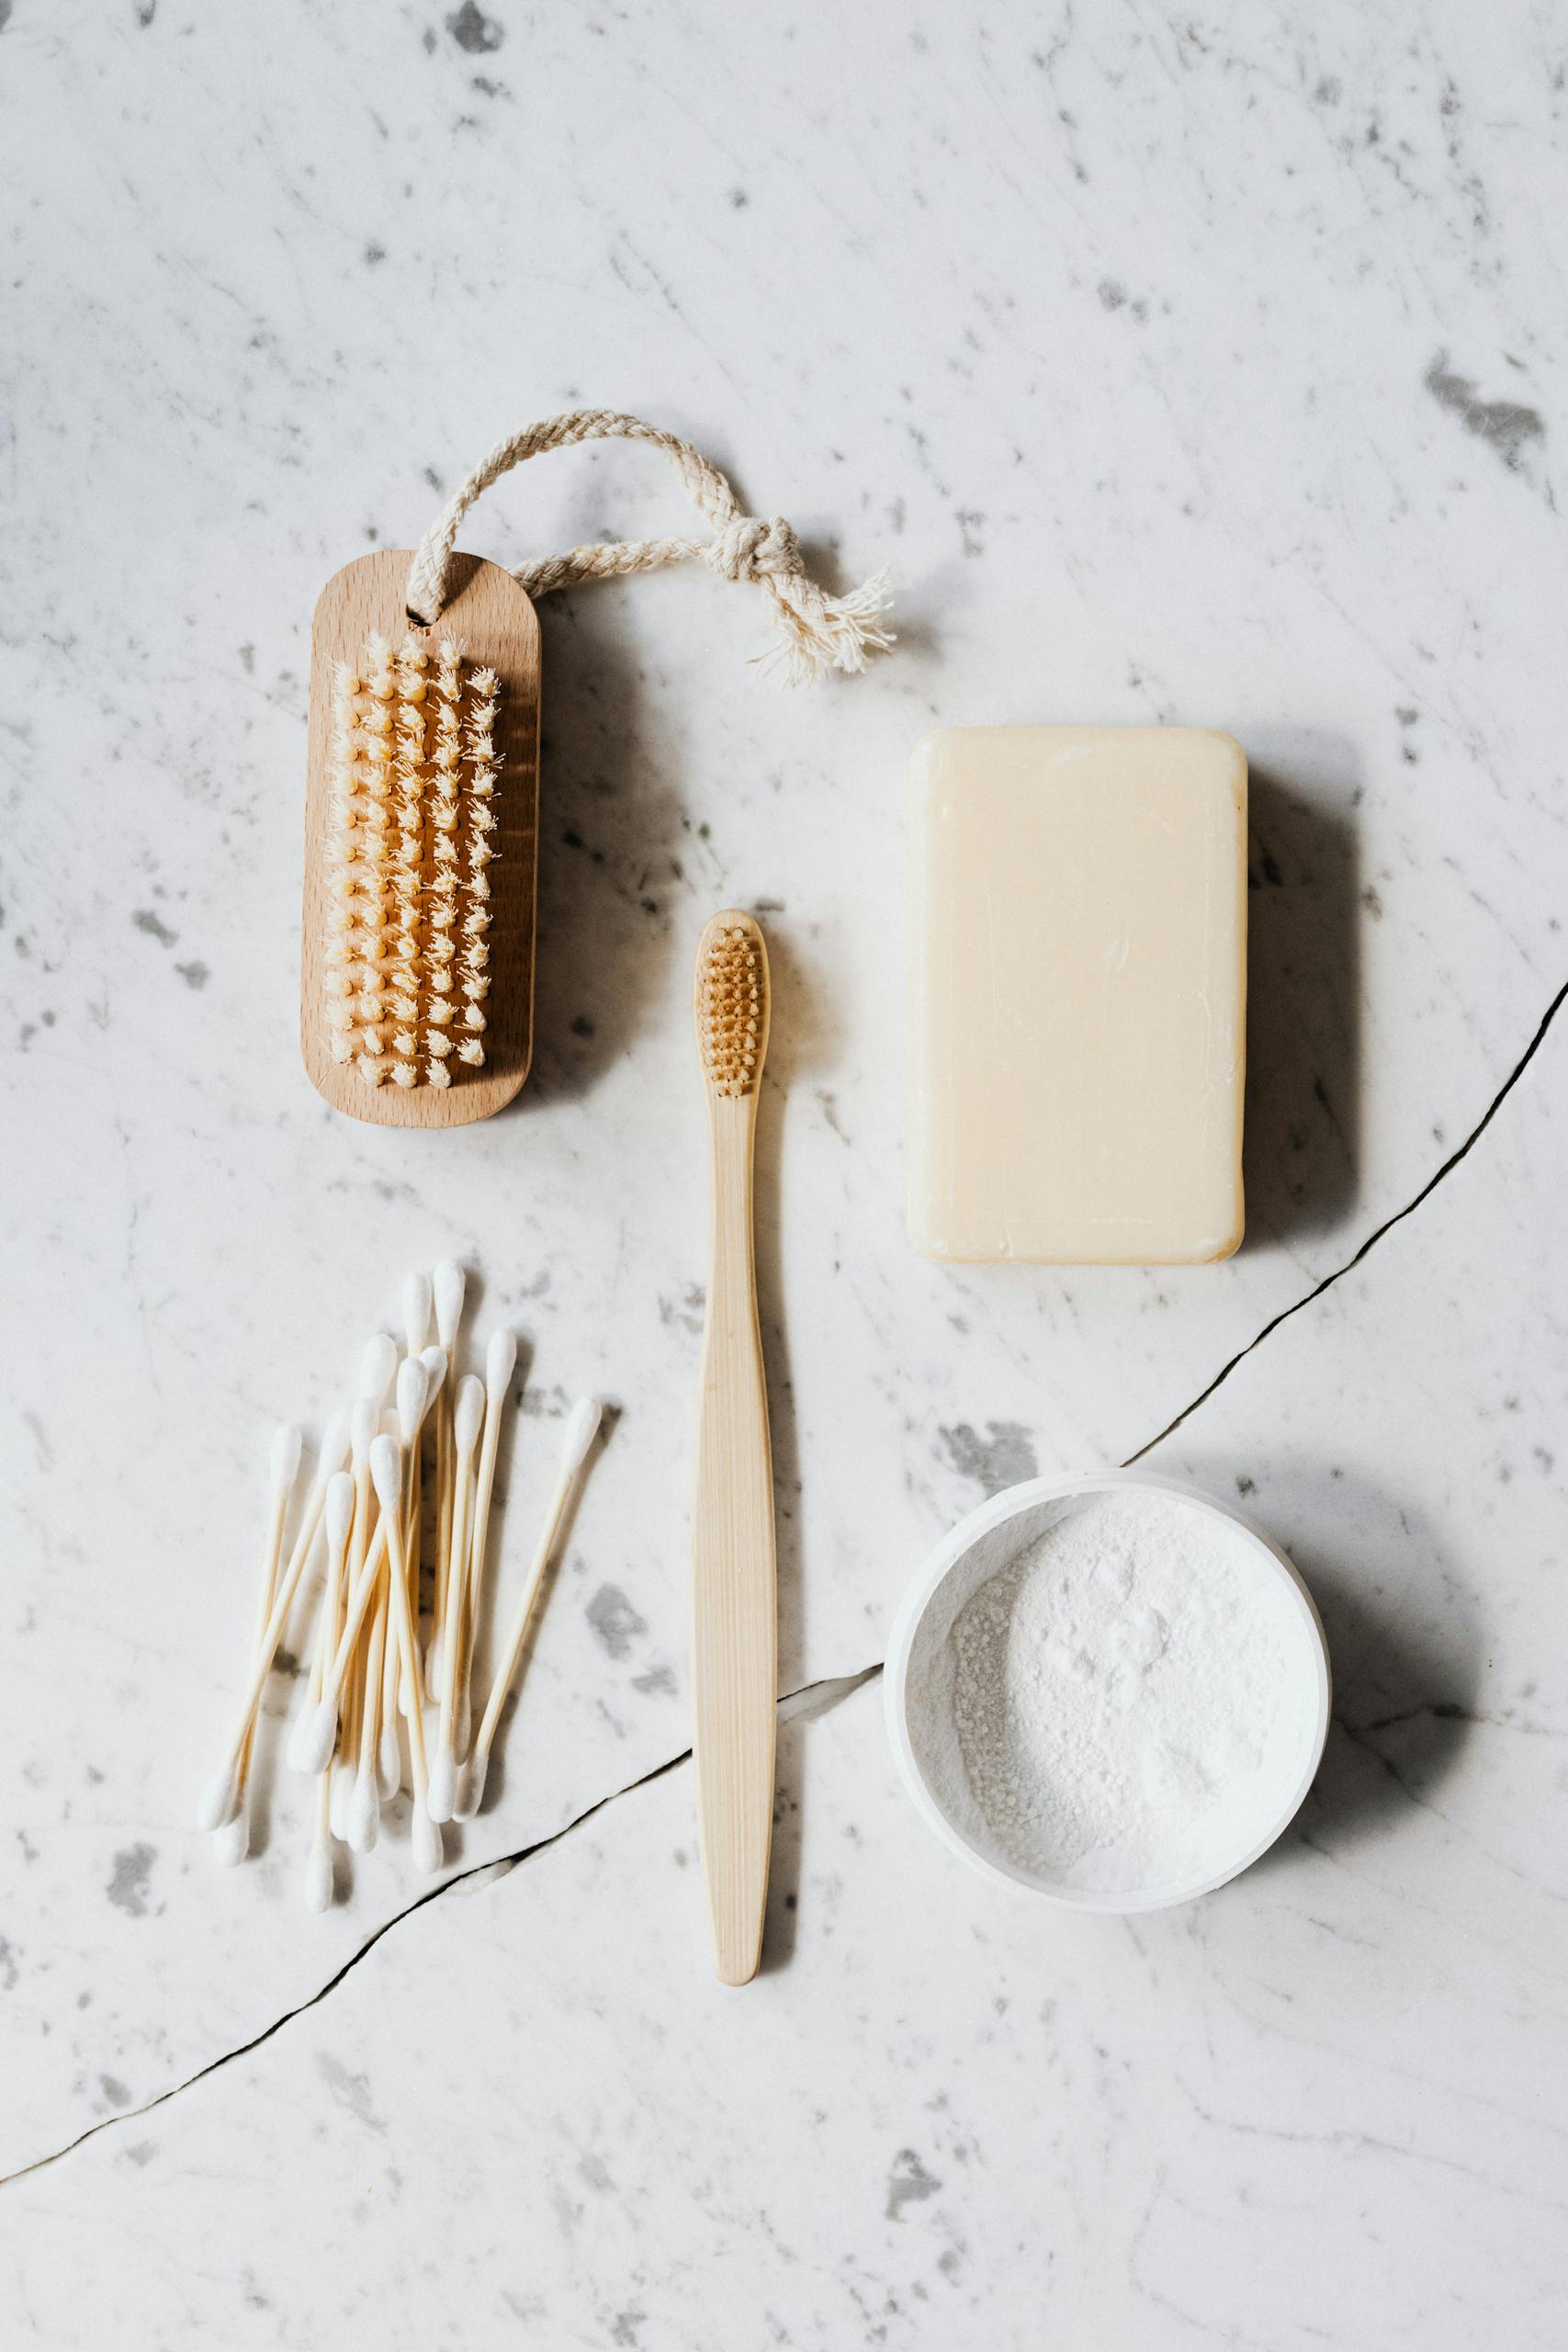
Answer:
412;1807;445;1874
485;1326;517;1400
317;1406;352;1478
561;1396;603;1476
434;1259;467;1346
303;1840;333;1913
269;1424;303;1494
358;1330;399;1407
197;1759;242;1833
369;1432;402;1512
457;1747;489;1818
324;1469;355;1556
347;1767;380;1854
426;1745;457;1824
401;1269;434;1356
455;1373;485;1453
291;1697;339;1778
395;1356;430;1443
211;1800;251;1867
419;1343;447;1405
350;1396;378;1469
378;1718;401;1802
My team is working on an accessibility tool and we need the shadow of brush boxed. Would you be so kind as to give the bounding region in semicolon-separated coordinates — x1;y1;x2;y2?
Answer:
517;592;687;1108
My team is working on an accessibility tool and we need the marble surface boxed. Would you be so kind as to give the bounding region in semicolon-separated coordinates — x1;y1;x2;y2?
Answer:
3;0;1566;2341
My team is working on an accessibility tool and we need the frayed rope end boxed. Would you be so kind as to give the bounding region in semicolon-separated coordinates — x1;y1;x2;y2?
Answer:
754;569;897;688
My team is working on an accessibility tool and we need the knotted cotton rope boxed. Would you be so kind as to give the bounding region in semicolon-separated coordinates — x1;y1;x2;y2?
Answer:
405;410;895;686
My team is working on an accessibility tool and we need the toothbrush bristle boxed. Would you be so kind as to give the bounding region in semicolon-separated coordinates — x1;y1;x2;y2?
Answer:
321;630;502;1090
696;916;768;1097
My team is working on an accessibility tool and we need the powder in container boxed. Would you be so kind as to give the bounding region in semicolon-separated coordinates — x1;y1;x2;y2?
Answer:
911;1488;1318;1897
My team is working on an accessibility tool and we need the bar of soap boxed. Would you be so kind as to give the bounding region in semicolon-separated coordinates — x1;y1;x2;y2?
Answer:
911;725;1247;1266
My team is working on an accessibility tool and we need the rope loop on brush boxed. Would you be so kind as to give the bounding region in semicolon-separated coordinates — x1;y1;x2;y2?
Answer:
406;409;894;685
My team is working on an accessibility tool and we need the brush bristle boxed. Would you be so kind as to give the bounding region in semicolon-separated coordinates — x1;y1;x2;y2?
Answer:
321;634;502;1090
457;660;499;1074
696;915;768;1097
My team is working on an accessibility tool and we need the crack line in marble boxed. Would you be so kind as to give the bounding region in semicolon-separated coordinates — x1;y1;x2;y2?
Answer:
10;958;1563;2195
0;1667;883;2194
1124;970;1568;1468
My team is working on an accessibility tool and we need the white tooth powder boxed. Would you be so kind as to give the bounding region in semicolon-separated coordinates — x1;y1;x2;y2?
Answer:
906;1487;1320;1897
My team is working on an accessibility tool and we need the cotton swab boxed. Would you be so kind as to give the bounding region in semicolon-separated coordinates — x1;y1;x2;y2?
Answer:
463;1397;601;1815
342;1352;392;1800
400;1273;433;1637
288;1470;355;1756
197;1419;322;1834
337;1354;390;1810
341;1388;383;1774
450;1330;517;1817
469;1329;516;1600
303;1766;335;1912
300;1475;355;1910
292;1360;434;1775
434;1257;466;1380
348;1569;387;1854
209;1425;302;1861
426;1374;484;1822
360;1329;399;1410
376;1587;402;1801
371;1433;444;1872
427;1261;467;1697
199;1410;351;1826
209;1805;254;1869
288;1408;376;1771
196;1451;346;1829
316;1472;358;1869
402;1270;433;1360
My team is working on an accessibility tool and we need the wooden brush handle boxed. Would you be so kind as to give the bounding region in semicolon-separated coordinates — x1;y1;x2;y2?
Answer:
693;1091;777;1987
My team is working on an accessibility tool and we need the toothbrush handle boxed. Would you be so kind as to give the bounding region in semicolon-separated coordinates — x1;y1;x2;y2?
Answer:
693;1093;777;1986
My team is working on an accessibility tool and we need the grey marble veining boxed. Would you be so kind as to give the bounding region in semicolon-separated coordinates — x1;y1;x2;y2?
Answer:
2;1;1566;2341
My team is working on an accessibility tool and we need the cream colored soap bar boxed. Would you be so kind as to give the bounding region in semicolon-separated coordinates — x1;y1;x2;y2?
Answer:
911;726;1247;1265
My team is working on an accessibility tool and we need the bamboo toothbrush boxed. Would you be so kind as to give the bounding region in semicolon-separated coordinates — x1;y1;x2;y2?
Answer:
691;910;776;1987
197;1412;350;1833
210;1426;302;1865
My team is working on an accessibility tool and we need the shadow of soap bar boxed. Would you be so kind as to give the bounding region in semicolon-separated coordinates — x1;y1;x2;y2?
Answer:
910;725;1247;1266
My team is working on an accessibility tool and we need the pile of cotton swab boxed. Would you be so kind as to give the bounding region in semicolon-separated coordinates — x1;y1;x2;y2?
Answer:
195;1261;602;1910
